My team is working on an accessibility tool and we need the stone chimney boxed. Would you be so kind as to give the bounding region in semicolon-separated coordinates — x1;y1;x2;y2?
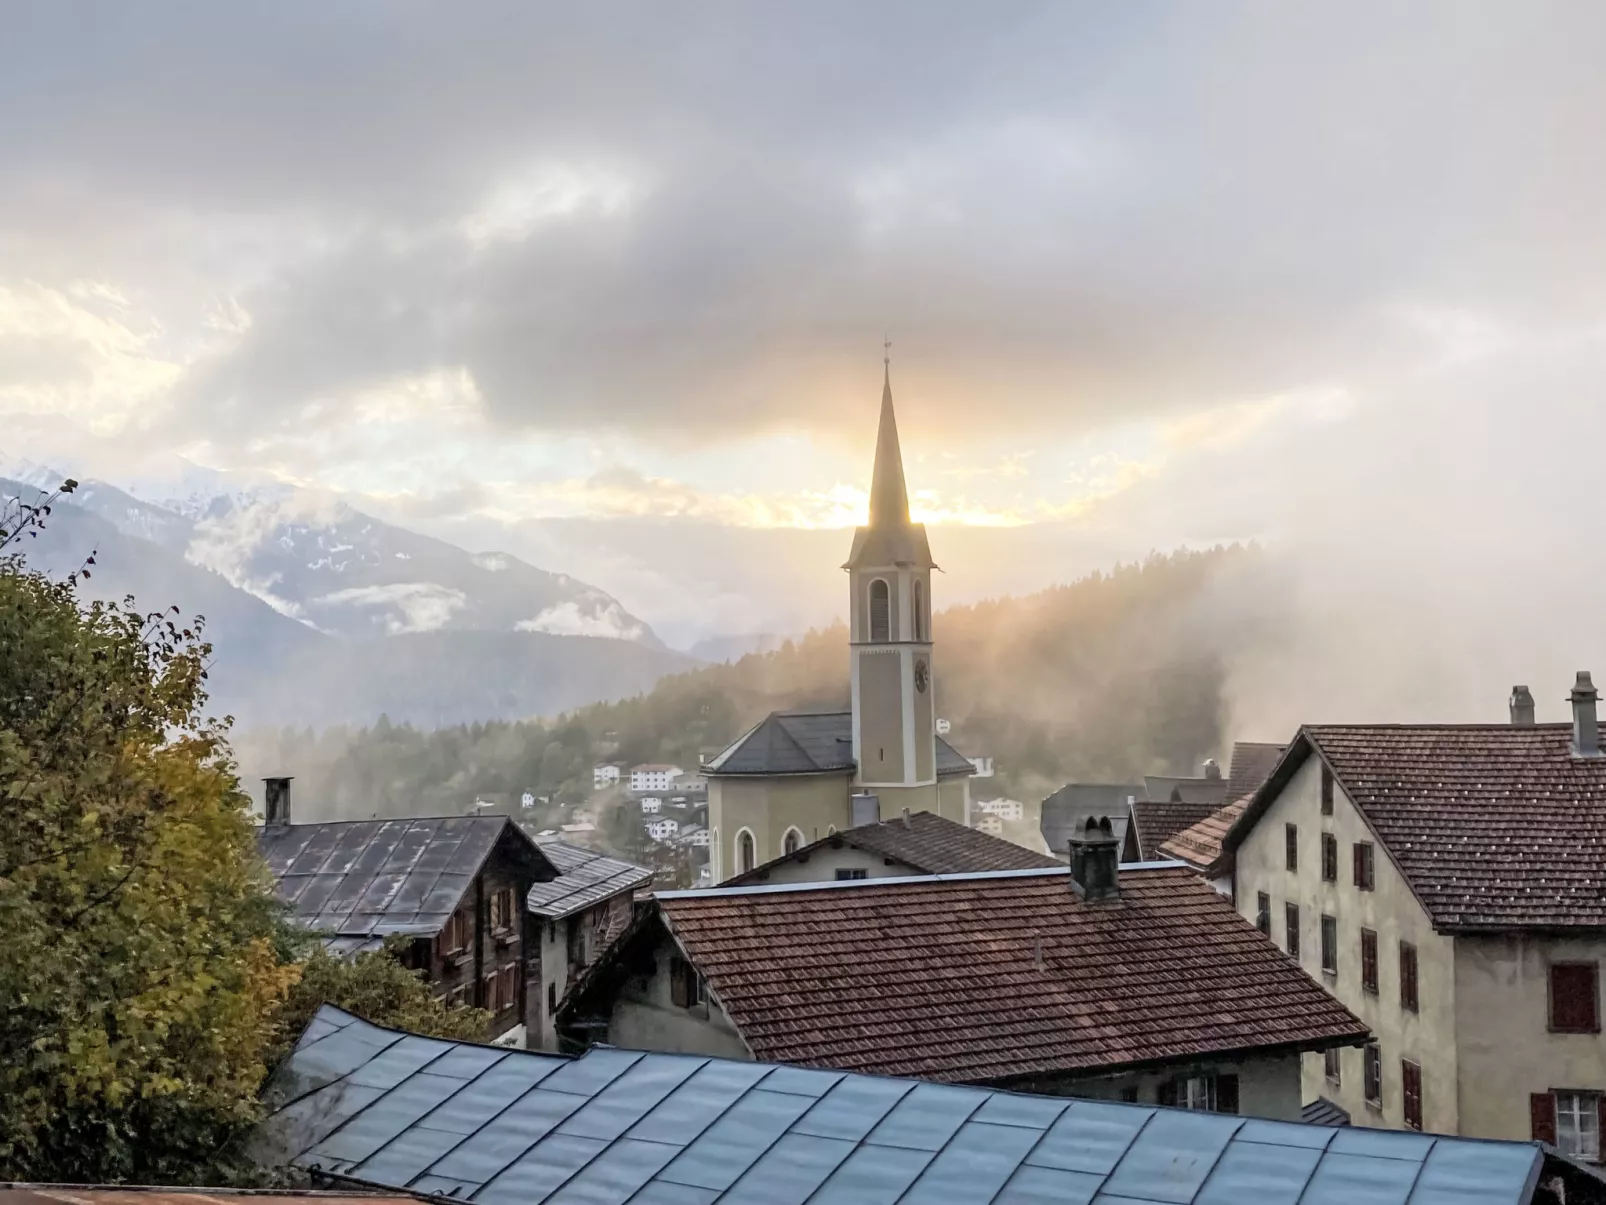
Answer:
1068;816;1121;902
263;776;294;826
1509;685;1535;726
850;792;879;828
1570;673;1601;759
1202;758;1221;780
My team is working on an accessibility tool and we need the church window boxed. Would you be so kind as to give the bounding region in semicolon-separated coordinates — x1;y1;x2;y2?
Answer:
869;579;891;641
782;827;803;856
913;580;924;642
736;828;756;875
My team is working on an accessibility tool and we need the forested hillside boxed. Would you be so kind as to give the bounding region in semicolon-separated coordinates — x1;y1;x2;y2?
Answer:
236;545;1257;820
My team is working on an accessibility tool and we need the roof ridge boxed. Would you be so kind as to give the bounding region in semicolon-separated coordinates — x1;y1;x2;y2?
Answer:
659;860;1189;900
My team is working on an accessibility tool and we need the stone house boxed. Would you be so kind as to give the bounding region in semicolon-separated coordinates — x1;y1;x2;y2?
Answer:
559;820;1368;1116
1226;676;1606;1159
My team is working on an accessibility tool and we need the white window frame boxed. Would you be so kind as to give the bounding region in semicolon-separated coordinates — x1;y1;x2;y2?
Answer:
1179;1075;1216;1112
735;827;757;875
781;826;805;857
868;578;892;642
1557;1091;1601;1162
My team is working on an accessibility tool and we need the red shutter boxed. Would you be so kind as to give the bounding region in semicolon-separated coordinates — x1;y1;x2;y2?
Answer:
1353;844;1363;887
1531;1093;1557;1145
1215;1074;1240;1116
1551;964;1601;1032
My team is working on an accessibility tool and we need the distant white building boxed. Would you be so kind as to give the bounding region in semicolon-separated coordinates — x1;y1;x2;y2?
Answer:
561;821;596;835
676;825;710;848
936;718;952;735
646;816;681;841
630;764;683;794
640;797;662;815
973;815;1005;836
967;756;995;778
676;772;708;793
592;764;621;789
975;797;1023;822
521;792;537;809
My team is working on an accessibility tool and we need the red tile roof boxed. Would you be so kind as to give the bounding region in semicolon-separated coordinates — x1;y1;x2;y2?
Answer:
1230;724;1606;931
1157;796;1250;875
723;810;1058;885
1224;741;1287;803
655;865;1368;1083
1131;797;1223;859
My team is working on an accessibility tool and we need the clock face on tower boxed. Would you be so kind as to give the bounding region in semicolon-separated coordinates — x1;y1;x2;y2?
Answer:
914;658;929;693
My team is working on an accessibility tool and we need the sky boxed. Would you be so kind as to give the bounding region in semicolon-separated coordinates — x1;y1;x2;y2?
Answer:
6;2;1606;725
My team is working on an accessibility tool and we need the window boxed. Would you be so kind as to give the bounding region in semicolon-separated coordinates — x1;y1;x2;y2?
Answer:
1361;928;1379;995
1285;902;1301;960
1402;1060;1423;1131
736;829;756;875
913;579;925;642
482;971;498;1012
1321;833;1338;883
1255;892;1271;935
1363;1042;1382;1107
1159;1074;1239;1115
782;827;803;856
1547;1092;1602;1162
1119;1086;1140;1103
1320;765;1334;815
1320;914;1338;975
1324;1047;1341;1086
669;955;705;1008
490;886;516;933
869;578;891;642
547;982;557;1015
566;916;584;969
1400;942;1419;1013
493;964;518;1014
835;868;868;881
439;908;469;955
1353;841;1376;891
1550;963;1601;1033
1285;824;1299;872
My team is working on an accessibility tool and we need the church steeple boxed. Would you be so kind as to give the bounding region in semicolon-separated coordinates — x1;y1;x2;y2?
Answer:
868;355;911;529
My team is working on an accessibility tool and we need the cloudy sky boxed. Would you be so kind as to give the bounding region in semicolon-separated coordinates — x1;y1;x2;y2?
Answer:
7;1;1606;714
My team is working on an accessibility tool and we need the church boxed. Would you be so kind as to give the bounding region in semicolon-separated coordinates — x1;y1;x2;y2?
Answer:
703;358;975;881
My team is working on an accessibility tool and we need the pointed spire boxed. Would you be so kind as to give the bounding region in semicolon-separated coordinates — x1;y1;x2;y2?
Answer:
868;345;911;529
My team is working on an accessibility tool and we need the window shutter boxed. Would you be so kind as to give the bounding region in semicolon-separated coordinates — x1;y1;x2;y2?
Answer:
1157;1079;1178;1107
1215;1074;1240;1116
1531;1093;1557;1145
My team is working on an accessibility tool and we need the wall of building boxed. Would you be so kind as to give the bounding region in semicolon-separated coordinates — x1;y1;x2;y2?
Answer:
605;932;753;1060
858;648;907;784
709;773;854;881
531;892;633;1051
1001;1053;1304;1120
1454;931;1606;1142
739;844;924;886
1234;754;1459;1134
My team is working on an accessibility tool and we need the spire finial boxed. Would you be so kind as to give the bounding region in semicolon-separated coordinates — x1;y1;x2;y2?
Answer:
883;336;891;367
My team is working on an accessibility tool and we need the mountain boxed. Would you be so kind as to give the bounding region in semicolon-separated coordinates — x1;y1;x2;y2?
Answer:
684;633;789;662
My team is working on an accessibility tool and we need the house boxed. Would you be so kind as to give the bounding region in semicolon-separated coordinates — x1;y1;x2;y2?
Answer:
1225;676;1606;1157
629;763;683;793
560;819;1369;1114
975;814;1004;835
257;1003;1596;1205
646;816;681;841
1157;796;1249;896
675;824;711;848
591;763;620;789
640;796;662;814
522;834;653;1051
975;796;1024;821
720;809;1059;887
1040;783;1144;864
969;755;996;777
255;777;552;1046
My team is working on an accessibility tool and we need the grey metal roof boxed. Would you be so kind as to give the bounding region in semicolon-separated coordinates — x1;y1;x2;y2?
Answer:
257;816;534;940
1143;774;1229;806
706;710;973;778
524;835;653;920
1039;784;1142;861
1301;1097;1352;1127
257;1004;1552;1205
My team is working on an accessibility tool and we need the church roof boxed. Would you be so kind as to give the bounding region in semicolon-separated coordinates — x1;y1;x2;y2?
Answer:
845;362;936;570
704;709;975;778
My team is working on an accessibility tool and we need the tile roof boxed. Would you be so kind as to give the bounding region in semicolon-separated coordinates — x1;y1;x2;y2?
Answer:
651;865;1368;1083
723;810;1058;886
1232;724;1606;931
257;816;545;945
1130;797;1225;860
1039;784;1141;862
258;1003;1553;1205
523;835;654;920
1224;741;1288;803
705;709;974;778
1157;797;1250;877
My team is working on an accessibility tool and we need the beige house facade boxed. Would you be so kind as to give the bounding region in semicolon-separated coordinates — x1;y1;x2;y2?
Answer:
1228;690;1606;1161
705;359;972;880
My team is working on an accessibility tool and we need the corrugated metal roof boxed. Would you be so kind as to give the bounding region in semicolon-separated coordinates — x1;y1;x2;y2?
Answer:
256;1005;1551;1205
523;835;653;919
257;816;530;940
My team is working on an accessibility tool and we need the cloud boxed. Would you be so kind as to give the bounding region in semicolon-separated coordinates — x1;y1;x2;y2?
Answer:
516;598;648;642
318;582;467;635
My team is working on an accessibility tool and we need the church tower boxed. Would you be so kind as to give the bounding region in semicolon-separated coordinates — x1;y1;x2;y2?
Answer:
846;353;939;804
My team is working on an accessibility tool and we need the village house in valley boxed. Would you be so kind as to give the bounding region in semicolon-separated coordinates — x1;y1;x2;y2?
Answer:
1226;677;1606;1157
559;820;1369;1115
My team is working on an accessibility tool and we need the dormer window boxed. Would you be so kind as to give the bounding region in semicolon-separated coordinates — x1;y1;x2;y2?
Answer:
869;579;891;642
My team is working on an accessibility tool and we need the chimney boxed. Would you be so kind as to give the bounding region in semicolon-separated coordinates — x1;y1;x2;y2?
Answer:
1202;758;1221;780
1068;816;1121;902
850;792;879;828
263;776;294;826
1571;672;1601;758
1509;685;1536;726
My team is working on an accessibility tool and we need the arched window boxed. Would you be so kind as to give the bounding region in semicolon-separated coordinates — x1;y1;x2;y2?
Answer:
782;827;803;856
912;579;924;642
736;828;756;875
869;579;891;642
711;828;719;879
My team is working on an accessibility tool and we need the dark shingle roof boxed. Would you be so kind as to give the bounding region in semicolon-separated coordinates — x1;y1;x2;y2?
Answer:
523;835;653;919
1231;724;1606;931
1157;797;1250;877
1224;741;1287;803
653;865;1369;1083
257;816;541;947
705;709;974;778
259;1004;1551;1205
1039;784;1141;861
724;810;1058;885
1302;1096;1353;1126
